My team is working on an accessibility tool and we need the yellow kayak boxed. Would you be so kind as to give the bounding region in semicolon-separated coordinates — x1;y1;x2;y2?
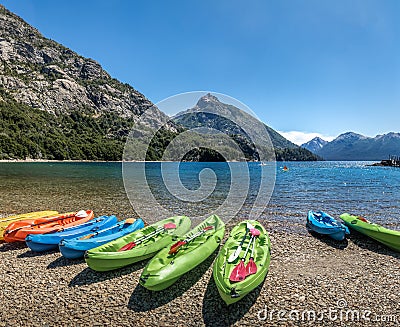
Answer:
0;211;58;241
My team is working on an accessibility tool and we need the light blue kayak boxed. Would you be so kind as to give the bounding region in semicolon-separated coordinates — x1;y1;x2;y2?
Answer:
307;211;350;241
25;215;118;252
59;218;145;259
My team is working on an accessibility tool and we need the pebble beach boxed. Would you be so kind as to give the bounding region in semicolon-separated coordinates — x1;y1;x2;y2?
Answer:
0;162;399;326
1;219;399;327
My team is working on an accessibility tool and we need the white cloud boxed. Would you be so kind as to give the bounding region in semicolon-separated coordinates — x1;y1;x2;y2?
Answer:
277;131;336;146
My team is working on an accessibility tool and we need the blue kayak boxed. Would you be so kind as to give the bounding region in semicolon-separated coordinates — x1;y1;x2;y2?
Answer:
306;211;350;241
25;215;118;252
59;218;145;259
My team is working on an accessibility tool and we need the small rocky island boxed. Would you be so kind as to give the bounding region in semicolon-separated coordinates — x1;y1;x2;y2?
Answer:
371;155;400;167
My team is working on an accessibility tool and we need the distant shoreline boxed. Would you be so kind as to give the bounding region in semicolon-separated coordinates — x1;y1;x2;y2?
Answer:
0;159;377;163
0;159;252;163
0;159;123;163
0;159;187;163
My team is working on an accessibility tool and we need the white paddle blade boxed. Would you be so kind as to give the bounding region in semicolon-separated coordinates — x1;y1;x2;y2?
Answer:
228;222;254;262
246;222;255;230
75;210;88;218
228;246;242;263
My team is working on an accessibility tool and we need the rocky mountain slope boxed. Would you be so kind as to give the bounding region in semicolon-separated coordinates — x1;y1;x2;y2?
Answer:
301;137;328;153
0;5;173;160
0;5;319;161
309;132;400;160
0;5;160;119
174;94;319;161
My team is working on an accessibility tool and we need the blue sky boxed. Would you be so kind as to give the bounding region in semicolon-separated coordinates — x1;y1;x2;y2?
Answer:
2;0;399;144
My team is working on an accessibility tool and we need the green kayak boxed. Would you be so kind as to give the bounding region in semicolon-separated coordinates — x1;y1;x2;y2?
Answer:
213;220;271;305
340;213;400;252
139;214;225;291
85;216;191;271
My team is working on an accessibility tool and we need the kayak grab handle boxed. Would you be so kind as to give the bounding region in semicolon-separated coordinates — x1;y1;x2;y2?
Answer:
230;288;240;298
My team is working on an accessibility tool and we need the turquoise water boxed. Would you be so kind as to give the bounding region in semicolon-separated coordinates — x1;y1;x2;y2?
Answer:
270;161;400;229
0;161;399;230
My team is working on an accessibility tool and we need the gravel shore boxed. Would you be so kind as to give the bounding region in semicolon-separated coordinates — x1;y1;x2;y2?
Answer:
0;220;398;327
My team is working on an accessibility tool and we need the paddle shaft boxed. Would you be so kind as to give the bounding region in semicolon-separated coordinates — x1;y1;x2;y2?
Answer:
5;213;76;235
238;228;249;247
249;236;255;258
55;218;104;233
185;226;213;243
88;219;118;234
118;223;176;251
241;235;254;261
80;220;127;240
123;223;173;249
245;235;258;276
228;224;253;263
169;226;213;254
133;226;165;246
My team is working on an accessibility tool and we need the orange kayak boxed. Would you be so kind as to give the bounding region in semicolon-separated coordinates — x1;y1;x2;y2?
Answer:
3;210;94;242
0;211;59;241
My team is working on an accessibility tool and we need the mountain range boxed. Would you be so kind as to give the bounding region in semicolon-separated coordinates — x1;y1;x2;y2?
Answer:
173;94;318;161
302;132;400;160
0;5;318;162
301;137;328;154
